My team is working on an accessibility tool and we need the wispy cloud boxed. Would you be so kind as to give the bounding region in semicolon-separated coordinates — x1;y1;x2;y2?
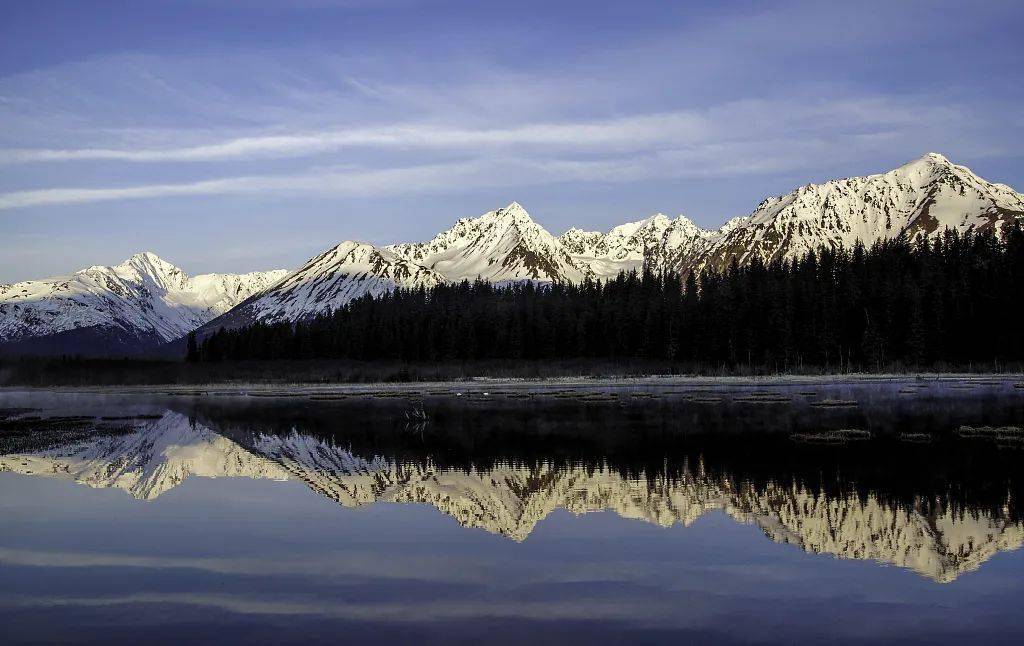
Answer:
0;163;471;209
0;98;967;165
0;121;1009;212
2;94;1004;213
0;115;697;163
0;145;870;211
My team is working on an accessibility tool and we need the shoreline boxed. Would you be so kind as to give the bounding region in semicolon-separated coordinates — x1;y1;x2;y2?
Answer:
3;372;1022;396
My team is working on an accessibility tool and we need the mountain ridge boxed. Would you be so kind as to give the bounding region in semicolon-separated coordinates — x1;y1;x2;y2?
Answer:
191;153;1021;339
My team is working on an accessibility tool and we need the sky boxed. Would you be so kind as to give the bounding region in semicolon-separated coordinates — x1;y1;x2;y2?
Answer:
1;0;1022;282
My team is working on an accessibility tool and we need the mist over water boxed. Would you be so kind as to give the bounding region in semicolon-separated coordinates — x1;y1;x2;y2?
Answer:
2;380;1024;644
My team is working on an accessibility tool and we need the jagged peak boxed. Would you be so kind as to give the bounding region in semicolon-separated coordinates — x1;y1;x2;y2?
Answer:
121;250;173;266
561;226;599;236
485;201;537;227
889;151;958;179
127;250;157;262
114;250;182;274
327;240;376;256
668;213;704;230
302;240;408;273
610;212;671;234
920;151;951;164
101;251;190;291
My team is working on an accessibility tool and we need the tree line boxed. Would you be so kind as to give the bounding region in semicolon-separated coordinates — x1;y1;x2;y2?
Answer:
192;225;1024;372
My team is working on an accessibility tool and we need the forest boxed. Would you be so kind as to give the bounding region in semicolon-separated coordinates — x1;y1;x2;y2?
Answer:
193;226;1024;372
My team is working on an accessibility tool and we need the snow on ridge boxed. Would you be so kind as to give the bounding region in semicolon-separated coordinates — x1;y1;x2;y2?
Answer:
386;201;588;284
272;153;1021;324
5;154;1023;343
686;152;1024;274
243;240;445;324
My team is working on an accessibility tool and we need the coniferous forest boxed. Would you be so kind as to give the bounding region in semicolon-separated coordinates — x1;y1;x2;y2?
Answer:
194;227;1024;372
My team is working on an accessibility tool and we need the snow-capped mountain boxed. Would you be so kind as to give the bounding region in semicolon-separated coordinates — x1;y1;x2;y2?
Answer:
217;153;1020;330
386;202;589;283
4;154;1022;350
193;202;591;335
0;252;286;353
561;213;671;276
3;412;1020;582
689;152;1024;273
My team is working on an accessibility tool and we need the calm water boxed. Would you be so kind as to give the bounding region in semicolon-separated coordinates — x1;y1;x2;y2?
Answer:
2;380;1024;644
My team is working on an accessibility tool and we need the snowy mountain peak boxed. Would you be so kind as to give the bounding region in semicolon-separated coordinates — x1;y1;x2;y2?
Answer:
562;211;713;276
503;200;528;215
687;153;1024;274
222;239;445;326
646;212;672;226
386;202;589;284
921;151;950;164
888;151;958;184
128;250;163;263
325;240;377;261
110;251;190;292
118;250;174;270
477;201;541;231
0;253;287;348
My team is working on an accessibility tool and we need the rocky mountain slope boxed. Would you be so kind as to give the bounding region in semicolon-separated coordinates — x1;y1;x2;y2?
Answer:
0;252;286;353
2;411;1020;583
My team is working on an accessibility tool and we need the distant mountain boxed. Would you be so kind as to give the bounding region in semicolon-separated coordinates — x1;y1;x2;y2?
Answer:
4;153;1022;353
560;213;718;276
0;252;286;355
3;411;1020;583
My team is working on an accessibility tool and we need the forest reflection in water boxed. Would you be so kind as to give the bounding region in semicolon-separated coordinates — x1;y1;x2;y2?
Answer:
2;379;1023;586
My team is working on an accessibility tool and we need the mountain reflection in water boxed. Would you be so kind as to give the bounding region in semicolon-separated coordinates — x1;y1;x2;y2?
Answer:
3;382;1022;585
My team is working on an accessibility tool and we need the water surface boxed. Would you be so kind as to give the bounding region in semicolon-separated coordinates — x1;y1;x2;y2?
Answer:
2;379;1023;644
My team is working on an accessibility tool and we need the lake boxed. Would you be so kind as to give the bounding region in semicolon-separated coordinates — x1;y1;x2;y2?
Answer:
2;379;1023;644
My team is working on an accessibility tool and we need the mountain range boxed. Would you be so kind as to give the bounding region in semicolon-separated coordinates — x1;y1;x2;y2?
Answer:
2;153;1022;355
1;410;1019;583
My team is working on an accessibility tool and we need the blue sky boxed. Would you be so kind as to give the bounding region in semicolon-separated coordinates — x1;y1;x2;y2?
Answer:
1;0;1022;281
